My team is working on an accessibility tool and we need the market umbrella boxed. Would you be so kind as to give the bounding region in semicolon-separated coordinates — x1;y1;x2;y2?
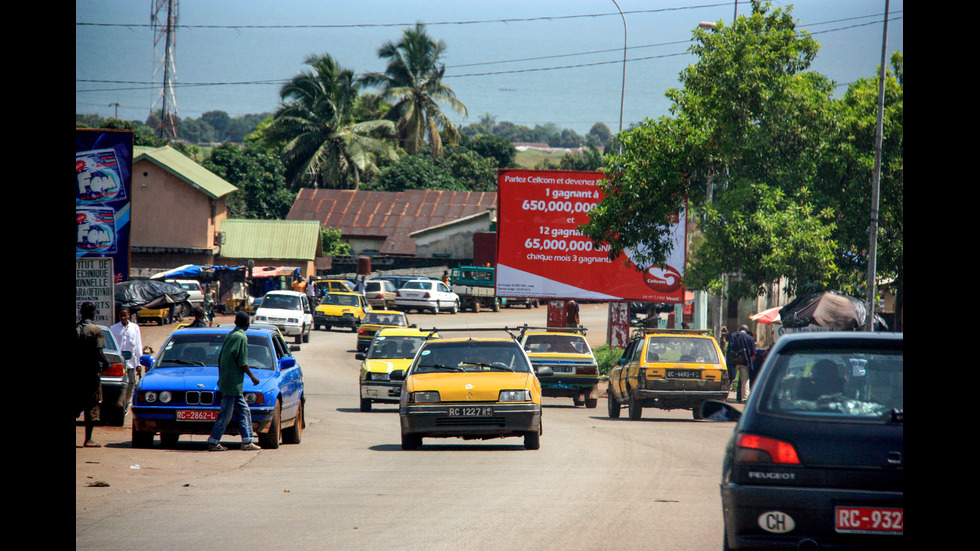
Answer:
114;279;190;312
749;306;782;325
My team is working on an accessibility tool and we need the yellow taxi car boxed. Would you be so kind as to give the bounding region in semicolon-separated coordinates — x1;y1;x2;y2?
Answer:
313;291;370;332
355;327;432;411
390;328;554;450
520;328;600;408
356;310;411;353
607;328;729;420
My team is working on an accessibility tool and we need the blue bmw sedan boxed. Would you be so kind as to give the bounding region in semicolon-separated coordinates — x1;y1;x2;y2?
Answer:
132;326;305;449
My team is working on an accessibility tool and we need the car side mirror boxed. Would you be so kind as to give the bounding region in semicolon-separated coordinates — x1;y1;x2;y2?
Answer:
139;355;154;369
389;369;406;381
355;353;366;361
280;357;297;370
121;350;133;360
699;400;741;422
290;344;301;352
534;366;554;377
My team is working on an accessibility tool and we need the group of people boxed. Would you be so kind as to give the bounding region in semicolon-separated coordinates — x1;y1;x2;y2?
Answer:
76;298;261;451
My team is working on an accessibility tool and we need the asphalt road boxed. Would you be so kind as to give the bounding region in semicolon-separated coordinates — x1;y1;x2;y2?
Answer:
76;303;739;551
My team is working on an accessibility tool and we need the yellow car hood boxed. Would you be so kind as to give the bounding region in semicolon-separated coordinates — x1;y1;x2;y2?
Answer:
364;358;414;374
317;304;361;315
407;372;535;402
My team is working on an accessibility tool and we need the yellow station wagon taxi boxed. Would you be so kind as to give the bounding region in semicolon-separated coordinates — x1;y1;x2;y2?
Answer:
520;328;600;408
355;310;411;353
355;327;432;411
607;329;729;420
313;291;370;332
391;328;553;450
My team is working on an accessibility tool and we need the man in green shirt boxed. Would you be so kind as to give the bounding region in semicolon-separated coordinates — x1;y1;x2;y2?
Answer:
208;312;261;451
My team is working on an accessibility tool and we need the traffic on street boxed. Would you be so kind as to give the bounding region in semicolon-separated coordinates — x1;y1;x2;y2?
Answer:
77;303;743;551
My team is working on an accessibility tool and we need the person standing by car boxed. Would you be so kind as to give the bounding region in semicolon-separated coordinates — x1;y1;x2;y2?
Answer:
77;302;109;447
188;306;208;328
109;306;144;411
566;300;580;328
727;325;756;402
208;311;261;451
204;284;216;327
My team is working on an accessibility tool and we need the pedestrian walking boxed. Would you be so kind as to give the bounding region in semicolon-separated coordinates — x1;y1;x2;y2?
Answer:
566;300;580;328
727;325;756;402
109;306;143;411
207;311;261;451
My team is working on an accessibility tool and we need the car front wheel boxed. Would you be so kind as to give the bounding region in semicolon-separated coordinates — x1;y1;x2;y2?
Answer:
259;400;281;449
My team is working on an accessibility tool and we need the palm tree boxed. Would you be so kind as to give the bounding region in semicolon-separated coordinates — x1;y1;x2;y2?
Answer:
360;24;467;160
267;53;397;189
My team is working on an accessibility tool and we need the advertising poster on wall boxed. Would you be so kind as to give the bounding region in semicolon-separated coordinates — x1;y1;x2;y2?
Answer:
75;129;133;285
495;169;687;303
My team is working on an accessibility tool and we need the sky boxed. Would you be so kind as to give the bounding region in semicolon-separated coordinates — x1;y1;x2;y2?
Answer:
76;0;903;137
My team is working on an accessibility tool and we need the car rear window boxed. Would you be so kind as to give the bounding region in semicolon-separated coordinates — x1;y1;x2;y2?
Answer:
364;313;405;325
644;336;719;364
413;341;531;373
759;345;903;420
524;334;591;354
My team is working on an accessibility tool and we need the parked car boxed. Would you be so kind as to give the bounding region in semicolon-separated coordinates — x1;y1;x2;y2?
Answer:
363;279;398;309
314;291;370;332
356;310;411;352
314;278;355;297
253;290;313;344
704;332;903;550
131;326;305;449
166;279;204;307
355;327;433;412
520;328;600;408
98;325;130;426
391;330;553;450
607;328;729;420
395;279;460;314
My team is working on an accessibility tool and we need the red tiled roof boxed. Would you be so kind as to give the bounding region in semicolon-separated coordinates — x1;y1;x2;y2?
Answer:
287;189;497;256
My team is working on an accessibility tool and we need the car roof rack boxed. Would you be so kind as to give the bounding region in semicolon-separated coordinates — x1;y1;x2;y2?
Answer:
419;324;588;341
640;328;712;335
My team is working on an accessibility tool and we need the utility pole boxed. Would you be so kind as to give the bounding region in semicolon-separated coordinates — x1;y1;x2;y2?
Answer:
865;0;890;331
151;0;179;141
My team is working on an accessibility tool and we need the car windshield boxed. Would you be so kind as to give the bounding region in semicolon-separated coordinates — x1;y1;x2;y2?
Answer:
402;281;431;290
156;333;277;371
645;336;719;363
413;341;531;373
369;335;427;359
524;334;590;354
262;294;301;310
759;345;903;419
320;294;360;306
364;313;405;326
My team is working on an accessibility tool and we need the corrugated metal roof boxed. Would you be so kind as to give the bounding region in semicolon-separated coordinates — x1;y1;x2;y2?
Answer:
134;145;237;199
218;219;322;261
287;189;496;256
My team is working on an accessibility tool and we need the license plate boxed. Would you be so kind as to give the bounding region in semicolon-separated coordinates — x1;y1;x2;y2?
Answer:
447;406;493;416
176;410;218;421
552;365;574;373
835;507;903;534
666;369;701;379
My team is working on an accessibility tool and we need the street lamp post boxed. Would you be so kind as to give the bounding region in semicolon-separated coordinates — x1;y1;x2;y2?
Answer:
611;0;627;153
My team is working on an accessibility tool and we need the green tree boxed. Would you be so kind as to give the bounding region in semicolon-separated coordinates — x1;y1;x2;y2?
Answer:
203;143;294;219
321;226;351;256
267;53;397;190
580;2;846;300
365;154;463;192
467;134;517;168
360;23;468;160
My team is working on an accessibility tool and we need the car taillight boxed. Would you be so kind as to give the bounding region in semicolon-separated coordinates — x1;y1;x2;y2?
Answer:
735;433;801;464
423;292;431;298
104;362;126;377
579;366;597;375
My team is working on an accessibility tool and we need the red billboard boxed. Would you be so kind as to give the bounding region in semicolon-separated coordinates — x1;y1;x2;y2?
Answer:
495;169;686;303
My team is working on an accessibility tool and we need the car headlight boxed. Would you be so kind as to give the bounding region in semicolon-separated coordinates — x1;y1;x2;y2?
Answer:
409;391;441;403
244;392;264;405
287;317;298;324
159;391;173;403
255;315;267;322
499;389;531;402
143;391;158;403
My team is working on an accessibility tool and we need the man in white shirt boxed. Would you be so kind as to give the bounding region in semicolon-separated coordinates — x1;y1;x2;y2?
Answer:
109;306;143;410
